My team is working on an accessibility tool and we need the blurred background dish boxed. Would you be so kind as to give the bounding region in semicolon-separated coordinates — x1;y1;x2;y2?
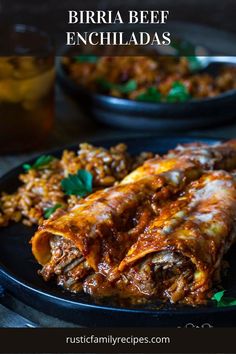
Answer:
57;22;236;131
61;56;236;103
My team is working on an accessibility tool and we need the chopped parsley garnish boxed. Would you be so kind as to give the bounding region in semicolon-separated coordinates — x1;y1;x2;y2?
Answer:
186;56;203;72
23;155;55;172
171;39;196;56
136;87;162;103
61;169;93;197
74;55;98;63
97;78;137;94
44;204;62;219
166;81;191;102
170;39;203;73
211;290;236;307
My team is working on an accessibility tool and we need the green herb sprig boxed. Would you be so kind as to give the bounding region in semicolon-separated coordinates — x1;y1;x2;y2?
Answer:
74;55;98;63
97;78;137;94
44;204;62;219
61;169;93;197
167;81;191;103
211;290;236;307
136;87;162;103
171;39;196;56
23;155;55;172
170;39;204;73
186;56;203;72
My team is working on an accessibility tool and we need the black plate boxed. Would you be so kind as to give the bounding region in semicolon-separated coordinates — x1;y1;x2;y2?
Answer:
1;136;236;327
57;22;236;132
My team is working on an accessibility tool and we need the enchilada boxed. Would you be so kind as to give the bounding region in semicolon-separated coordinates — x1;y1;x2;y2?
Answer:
31;140;236;305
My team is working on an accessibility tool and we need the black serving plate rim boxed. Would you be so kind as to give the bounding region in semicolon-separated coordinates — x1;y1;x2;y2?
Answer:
1;260;236;316
1;135;236;319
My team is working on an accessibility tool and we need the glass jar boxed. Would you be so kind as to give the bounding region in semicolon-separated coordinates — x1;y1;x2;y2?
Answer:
0;24;55;153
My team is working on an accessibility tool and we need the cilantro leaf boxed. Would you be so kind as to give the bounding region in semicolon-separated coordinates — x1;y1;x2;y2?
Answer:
22;164;32;171
211;290;236;307
186;56;203;72
74;55;98;63
44;204;62;219
136;87;162;103
97;78;137;94
212;290;225;303
170;40;203;73
61;169;93;197
23;155;55;171
118;80;137;94
166;81;191;103
171;39;196;56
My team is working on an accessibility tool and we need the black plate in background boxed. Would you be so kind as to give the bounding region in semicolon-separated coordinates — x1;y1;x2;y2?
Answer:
57;22;236;132
1;136;236;327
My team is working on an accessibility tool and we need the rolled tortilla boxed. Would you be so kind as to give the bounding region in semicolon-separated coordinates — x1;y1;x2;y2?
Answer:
122;139;236;184
32;159;199;274
31;140;236;296
115;171;236;305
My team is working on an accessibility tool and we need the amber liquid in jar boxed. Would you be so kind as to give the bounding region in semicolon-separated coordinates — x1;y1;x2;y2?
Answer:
0;56;54;153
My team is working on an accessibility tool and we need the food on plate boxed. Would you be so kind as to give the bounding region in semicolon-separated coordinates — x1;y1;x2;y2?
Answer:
0;143;152;227
31;157;200;282
114;171;236;305
29;140;236;305
62;56;236;102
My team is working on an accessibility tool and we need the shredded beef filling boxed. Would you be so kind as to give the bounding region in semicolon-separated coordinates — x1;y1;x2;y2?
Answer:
122;251;195;303
39;235;91;292
82;251;195;304
39;237;195;303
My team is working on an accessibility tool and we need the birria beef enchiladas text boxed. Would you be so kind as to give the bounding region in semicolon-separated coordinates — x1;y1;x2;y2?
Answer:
2;140;236;306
